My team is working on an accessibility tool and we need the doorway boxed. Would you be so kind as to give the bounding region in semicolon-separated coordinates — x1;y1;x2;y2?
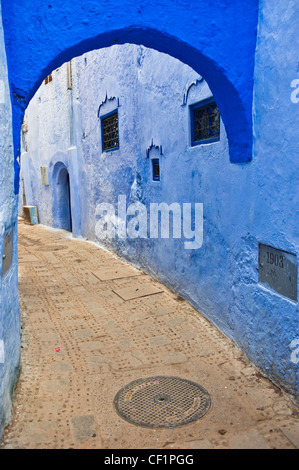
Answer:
55;165;72;232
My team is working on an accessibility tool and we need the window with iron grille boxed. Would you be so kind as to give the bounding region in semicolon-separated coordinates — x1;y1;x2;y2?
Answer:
101;110;119;151
190;98;220;146
152;158;160;181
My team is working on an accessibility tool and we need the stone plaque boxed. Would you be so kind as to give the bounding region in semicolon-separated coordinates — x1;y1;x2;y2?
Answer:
2;226;14;278
259;243;297;301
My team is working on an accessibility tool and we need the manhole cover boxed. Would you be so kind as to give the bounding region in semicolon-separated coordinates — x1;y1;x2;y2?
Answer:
114;376;211;428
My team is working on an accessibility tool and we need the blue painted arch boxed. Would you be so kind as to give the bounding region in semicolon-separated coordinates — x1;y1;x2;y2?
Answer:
1;0;259;193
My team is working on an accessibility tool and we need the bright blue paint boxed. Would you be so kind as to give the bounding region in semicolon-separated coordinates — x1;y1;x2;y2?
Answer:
18;32;298;398
0;1;298;440
1;0;259;193
0;2;20;438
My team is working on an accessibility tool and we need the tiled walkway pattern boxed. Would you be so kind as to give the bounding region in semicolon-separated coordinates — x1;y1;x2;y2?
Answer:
1;221;298;449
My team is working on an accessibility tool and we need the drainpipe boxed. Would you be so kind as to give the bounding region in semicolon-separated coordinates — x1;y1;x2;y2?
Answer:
67;60;74;146
66;59;82;238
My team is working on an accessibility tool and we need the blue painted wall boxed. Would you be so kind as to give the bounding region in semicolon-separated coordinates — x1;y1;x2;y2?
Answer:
1;0;259;194
0;0;298;441
0;2;20;439
248;0;299;397
21;30;298;400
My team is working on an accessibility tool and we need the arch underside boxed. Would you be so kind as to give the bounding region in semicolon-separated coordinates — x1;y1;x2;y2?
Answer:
1;2;258;192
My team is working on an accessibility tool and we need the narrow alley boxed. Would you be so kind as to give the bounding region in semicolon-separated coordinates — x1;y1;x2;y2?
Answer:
1;220;298;449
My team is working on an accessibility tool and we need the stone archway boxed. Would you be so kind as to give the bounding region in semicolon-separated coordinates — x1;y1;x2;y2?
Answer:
1;1;259;193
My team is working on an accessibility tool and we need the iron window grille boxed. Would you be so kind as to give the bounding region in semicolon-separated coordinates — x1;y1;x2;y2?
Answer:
190;98;220;146
101;110;119;151
152;159;160;181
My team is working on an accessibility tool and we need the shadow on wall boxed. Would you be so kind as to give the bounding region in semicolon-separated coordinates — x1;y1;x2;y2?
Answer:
52;162;72;232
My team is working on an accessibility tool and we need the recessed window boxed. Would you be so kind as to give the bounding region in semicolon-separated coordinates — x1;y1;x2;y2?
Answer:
101;111;119;151
190;98;220;146
152;158;160;181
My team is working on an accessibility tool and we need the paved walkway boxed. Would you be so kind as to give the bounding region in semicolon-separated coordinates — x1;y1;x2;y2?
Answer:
1;220;298;449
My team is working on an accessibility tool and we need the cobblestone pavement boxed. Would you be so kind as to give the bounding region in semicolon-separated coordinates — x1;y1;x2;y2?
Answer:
1;220;298;449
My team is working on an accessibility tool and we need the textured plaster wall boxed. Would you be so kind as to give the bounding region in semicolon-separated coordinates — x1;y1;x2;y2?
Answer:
248;0;299;396
0;3;20;439
2;0;259;196
0;0;297;444
22;32;298;399
19;63;72;229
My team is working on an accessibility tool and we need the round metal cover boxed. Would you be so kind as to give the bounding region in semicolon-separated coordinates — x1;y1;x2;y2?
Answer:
114;376;211;428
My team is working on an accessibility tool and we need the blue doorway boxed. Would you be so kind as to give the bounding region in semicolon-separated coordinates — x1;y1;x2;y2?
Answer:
55;165;72;232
